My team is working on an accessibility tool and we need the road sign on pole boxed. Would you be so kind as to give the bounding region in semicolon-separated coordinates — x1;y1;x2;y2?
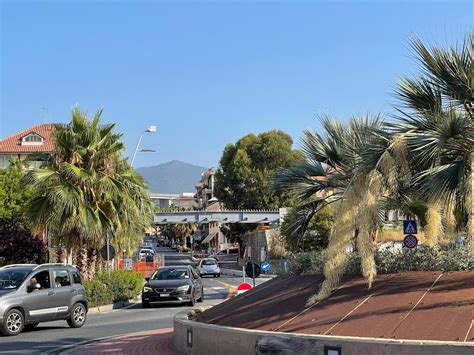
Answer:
403;220;417;234
403;235;418;249
261;261;270;272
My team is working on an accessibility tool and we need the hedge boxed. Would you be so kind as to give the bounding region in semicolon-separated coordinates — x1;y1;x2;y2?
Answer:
287;246;473;276
84;270;144;307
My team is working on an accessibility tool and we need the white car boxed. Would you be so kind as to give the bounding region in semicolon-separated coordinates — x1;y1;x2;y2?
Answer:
198;258;220;277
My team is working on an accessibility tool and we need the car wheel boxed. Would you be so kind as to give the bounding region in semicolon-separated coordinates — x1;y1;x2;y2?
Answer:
217;273;220;278
25;323;39;330
1;309;24;336
187;293;196;307
67;303;87;328
142;302;151;308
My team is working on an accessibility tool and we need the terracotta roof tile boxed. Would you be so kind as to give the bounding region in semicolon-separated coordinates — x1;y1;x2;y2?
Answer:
0;124;55;153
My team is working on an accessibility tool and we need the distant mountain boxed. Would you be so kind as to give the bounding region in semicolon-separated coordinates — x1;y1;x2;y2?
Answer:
136;160;208;194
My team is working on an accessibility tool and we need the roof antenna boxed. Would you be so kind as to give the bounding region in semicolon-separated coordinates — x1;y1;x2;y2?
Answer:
40;105;48;123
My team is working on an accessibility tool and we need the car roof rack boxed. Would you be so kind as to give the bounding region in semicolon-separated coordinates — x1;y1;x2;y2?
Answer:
0;264;38;270
32;263;68;270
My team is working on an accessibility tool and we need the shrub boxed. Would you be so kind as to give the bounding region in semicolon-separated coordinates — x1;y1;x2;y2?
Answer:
84;279;113;308
0;229;47;266
288;246;473;276
96;270;144;303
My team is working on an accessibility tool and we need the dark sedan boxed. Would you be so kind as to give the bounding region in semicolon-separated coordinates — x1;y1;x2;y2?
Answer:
141;266;203;308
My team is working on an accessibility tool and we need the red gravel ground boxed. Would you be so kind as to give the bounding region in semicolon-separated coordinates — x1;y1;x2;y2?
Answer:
67;328;182;355
196;270;474;343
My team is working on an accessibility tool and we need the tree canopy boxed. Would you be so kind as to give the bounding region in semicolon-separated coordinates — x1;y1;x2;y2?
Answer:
215;130;303;210
0;160;33;231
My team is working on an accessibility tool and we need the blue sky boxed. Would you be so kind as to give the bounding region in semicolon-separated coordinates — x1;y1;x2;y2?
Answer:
1;0;471;168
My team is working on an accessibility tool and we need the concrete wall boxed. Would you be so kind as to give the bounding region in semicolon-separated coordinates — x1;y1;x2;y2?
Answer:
174;308;474;355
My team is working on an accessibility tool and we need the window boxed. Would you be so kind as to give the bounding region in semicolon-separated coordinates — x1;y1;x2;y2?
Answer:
53;269;71;288
229;249;239;254
202;259;216;266
72;272;82;284
22;134;43;142
31;270;51;290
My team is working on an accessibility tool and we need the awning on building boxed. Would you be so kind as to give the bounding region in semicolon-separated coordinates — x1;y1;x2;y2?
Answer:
201;233;217;244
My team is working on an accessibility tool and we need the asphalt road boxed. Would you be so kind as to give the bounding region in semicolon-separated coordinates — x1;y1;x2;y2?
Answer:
0;248;268;354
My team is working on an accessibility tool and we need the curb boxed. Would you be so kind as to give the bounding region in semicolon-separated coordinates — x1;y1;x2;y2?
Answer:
220;267;277;279
87;297;140;314
174;309;474;355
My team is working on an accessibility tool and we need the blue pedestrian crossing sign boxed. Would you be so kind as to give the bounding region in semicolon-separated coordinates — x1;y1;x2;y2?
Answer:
261;261;270;272
403;220;417;234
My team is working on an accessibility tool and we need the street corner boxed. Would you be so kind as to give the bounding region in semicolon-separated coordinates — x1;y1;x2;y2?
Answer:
62;328;182;355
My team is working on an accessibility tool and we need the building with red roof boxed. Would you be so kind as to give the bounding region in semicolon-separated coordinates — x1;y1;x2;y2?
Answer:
0;123;55;168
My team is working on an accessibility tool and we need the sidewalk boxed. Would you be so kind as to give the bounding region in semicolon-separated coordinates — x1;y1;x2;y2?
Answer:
63;328;182;355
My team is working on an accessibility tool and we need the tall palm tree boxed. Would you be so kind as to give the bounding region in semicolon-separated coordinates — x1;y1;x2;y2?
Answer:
275;114;407;303
25;107;153;279
391;34;473;250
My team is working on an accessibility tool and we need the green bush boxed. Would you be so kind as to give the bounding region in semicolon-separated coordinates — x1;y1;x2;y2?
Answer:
96;270;144;303
83;279;113;308
288;246;473;276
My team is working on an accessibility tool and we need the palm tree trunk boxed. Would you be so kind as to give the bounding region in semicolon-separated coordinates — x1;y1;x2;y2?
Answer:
87;248;98;279
75;236;89;280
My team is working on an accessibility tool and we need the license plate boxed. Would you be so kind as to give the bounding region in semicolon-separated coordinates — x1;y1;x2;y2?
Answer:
160;293;170;297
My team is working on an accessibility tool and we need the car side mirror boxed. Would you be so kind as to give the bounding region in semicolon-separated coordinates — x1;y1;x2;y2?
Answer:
27;283;41;293
145;277;150;282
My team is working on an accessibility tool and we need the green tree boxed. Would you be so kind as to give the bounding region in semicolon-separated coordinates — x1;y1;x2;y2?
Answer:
0;161;33;231
215;130;303;210
25;107;153;279
282;205;334;253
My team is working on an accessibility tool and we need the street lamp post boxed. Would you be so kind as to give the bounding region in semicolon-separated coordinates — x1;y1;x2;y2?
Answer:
131;125;157;166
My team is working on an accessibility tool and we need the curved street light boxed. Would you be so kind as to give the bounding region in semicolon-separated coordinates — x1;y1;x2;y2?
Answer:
131;125;156;166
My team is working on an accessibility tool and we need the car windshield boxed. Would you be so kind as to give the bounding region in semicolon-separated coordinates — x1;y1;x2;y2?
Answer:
0;269;31;290
152;268;189;280
202;259;216;266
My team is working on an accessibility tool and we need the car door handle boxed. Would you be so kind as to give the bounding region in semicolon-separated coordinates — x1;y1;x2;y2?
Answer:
48;291;55;296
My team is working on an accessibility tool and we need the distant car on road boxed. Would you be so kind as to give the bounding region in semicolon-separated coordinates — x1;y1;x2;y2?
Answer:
0;263;88;336
141;266;203;307
197;258;220;277
211;247;239;263
163;255;197;268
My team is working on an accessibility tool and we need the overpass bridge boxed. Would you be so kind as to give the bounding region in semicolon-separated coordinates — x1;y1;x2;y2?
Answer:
154;209;287;225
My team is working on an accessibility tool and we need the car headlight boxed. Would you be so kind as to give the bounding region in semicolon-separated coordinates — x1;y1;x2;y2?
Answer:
143;286;153;292
176;285;190;292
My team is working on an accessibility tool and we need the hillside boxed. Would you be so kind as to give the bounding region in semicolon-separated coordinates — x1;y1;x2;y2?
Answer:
136;160;207;194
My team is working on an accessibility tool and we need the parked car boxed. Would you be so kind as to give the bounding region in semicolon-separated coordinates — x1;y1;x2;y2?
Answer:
197;258;220;277
141;266;203;307
0;263;88;336
212;247;239;263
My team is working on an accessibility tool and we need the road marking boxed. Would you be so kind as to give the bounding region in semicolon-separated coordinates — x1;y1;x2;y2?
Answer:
213;279;237;299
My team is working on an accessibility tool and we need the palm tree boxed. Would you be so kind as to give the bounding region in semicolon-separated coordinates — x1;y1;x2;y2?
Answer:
391;34;473;250
275;114;407;303
25;107;153;279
